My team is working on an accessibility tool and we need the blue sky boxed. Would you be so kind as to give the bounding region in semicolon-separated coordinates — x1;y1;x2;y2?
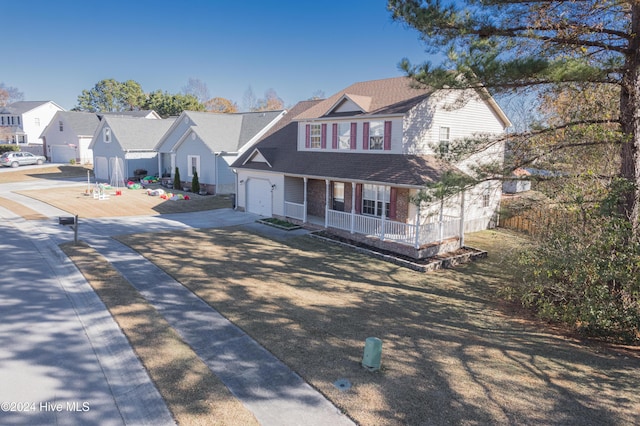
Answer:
3;0;437;111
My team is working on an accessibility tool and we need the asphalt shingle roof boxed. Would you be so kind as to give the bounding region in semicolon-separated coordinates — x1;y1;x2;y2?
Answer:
103;116;175;150
182;110;282;152
233;99;457;187
294;77;431;119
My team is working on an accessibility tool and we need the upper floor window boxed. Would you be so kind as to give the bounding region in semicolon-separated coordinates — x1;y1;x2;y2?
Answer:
35;118;40;127
309;124;321;148
103;128;111;143
338;123;351;149
58;120;63;131
438;126;450;154
369;121;384;150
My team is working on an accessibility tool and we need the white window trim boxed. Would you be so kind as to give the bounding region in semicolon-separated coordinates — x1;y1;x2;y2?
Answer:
369;121;384;150
309;124;321;149
338;122;350;150
187;155;201;178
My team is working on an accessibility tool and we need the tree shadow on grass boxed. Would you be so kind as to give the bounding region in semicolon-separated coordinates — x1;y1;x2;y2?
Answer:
117;226;640;426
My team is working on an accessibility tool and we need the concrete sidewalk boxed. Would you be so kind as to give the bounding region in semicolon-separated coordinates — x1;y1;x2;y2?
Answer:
0;213;174;425
2;178;354;425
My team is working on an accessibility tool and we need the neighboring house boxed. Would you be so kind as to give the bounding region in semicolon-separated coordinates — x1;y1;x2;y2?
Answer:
90;116;175;184
41;111;100;164
98;110;161;120
0;101;64;145
41;109;161;164
156;110;284;194
232;77;511;258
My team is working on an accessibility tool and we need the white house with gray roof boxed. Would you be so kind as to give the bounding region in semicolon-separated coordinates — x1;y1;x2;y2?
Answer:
90;116;175;183
0;101;64;145
41;111;100;164
155;110;284;194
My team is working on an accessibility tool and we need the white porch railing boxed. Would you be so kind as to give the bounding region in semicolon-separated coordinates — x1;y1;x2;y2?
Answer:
284;203;462;247
285;201;305;220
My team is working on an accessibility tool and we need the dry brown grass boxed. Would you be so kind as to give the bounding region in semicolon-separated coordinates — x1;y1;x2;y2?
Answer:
115;227;640;426
0;164;91;183
17;185;232;217
60;242;259;426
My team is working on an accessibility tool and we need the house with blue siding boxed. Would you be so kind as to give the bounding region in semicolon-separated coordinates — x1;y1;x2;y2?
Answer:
155;110;284;194
90;116;175;183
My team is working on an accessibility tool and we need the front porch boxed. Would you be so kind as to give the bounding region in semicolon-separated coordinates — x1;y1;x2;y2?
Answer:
286;204;462;259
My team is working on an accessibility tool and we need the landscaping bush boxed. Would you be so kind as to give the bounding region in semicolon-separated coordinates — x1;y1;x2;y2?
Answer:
0;144;20;155
511;207;640;343
192;170;200;194
173;167;181;190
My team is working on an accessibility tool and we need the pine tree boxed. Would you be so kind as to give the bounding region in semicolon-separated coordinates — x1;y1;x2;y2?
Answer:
388;0;640;238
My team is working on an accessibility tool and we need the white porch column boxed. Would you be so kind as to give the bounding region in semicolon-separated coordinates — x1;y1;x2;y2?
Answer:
459;189;466;248
324;180;330;228
439;201;444;243
414;202;421;249
303;177;308;223
380;186;388;240
350;182;356;234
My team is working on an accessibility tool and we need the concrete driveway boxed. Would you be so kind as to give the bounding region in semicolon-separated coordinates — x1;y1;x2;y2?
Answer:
0;177;349;426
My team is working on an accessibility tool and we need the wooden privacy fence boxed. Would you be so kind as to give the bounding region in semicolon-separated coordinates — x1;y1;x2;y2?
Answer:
499;204;571;235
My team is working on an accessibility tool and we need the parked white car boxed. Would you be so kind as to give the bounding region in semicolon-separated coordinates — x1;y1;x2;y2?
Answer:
0;152;46;168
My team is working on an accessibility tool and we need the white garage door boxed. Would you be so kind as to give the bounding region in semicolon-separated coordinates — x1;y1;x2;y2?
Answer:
51;145;77;163
246;179;272;216
94;157;109;181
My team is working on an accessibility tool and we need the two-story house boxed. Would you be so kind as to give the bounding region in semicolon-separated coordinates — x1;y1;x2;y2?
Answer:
0;101;64;145
232;77;511;259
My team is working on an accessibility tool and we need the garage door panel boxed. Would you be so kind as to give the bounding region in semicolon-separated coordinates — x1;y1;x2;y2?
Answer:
247;179;272;216
51;145;77;163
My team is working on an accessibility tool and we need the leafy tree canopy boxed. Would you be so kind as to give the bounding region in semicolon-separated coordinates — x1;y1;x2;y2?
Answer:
145;90;205;118
0;83;24;107
204;97;239;113
76;79;146;112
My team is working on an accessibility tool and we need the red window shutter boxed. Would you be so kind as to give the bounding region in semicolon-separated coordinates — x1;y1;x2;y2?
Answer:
362;122;369;150
384;121;392;150
355;183;363;214
305;124;310;148
389;187;397;219
321;123;327;149
350;123;357;150
332;123;338;149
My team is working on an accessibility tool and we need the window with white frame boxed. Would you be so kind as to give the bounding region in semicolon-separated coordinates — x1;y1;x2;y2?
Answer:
310;124;321;148
103;128;111;143
438;126;450;154
332;182;345;211
362;184;390;217
187;155;200;178
482;184;491;208
34;118;40;127
369;121;384;150
338;122;351;149
58;120;63;131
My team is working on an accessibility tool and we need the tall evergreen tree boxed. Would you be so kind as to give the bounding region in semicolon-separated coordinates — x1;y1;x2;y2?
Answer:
388;0;640;237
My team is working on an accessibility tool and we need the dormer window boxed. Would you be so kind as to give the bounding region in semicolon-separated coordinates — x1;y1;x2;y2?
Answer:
103;128;111;143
